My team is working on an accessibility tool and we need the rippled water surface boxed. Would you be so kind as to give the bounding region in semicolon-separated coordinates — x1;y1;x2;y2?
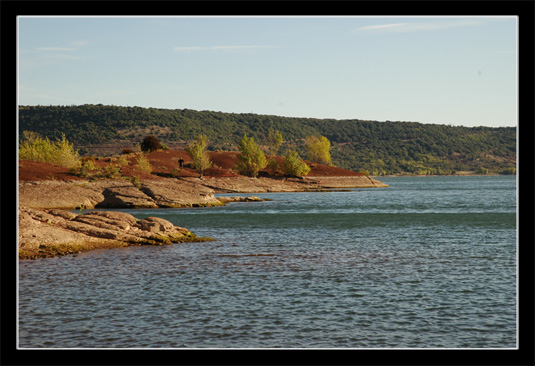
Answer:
18;176;517;348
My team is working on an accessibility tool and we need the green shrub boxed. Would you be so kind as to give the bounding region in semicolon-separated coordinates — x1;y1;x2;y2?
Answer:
131;175;141;188
80;157;99;170
283;149;310;177
267;157;280;173
19;132;80;169
499;167;516;175
76;157;101;178
136;154;153;174
140;135;161;152
114;156;129;167
103;163;121;178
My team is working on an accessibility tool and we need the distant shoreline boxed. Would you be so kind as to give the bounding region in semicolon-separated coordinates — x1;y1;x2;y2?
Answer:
380;172;510;178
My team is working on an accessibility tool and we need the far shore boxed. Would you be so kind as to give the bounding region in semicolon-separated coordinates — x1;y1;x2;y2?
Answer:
380;172;509;177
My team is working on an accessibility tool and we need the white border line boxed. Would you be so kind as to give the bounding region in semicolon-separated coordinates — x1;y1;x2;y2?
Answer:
16;14;519;351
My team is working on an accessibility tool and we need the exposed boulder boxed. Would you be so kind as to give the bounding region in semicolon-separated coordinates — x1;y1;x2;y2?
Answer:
96;184;158;208
136;217;176;233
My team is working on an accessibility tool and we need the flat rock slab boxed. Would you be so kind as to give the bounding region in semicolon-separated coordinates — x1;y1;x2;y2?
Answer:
194;176;312;193
310;176;390;188
19;180;105;210
140;180;222;207
194;176;389;193
18;179;221;210
18;206;210;259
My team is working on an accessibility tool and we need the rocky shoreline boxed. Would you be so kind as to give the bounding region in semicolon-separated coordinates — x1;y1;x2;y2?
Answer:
18;207;215;260
19;175;388;210
18;175;389;259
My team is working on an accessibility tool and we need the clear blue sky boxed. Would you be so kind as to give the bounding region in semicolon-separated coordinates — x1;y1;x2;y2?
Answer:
17;16;517;127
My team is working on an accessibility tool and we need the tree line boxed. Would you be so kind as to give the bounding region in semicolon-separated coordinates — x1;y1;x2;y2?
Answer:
18;129;331;179
152;130;328;178
18;104;516;175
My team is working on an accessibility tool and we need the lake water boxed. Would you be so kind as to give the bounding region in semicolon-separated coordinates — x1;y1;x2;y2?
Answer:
17;176;517;349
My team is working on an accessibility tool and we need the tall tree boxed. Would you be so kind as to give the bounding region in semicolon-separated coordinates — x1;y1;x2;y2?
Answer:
305;135;333;166
235;134;267;178
186;134;212;178
267;128;284;157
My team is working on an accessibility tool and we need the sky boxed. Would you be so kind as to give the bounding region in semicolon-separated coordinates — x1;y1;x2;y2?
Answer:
17;16;518;127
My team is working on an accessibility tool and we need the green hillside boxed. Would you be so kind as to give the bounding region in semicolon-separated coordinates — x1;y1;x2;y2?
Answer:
18;104;516;175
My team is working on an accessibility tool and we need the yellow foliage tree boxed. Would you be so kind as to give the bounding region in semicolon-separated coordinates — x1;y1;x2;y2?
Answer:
235;134;267;178
186;134;212;178
305;135;333;166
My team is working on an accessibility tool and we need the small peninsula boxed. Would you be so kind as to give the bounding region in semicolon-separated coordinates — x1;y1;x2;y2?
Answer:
18;150;388;259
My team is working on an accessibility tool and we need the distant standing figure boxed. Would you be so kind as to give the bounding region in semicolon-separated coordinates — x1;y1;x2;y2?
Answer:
178;157;184;169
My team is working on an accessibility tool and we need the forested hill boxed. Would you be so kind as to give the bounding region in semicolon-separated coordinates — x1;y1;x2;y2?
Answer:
18;104;516;175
